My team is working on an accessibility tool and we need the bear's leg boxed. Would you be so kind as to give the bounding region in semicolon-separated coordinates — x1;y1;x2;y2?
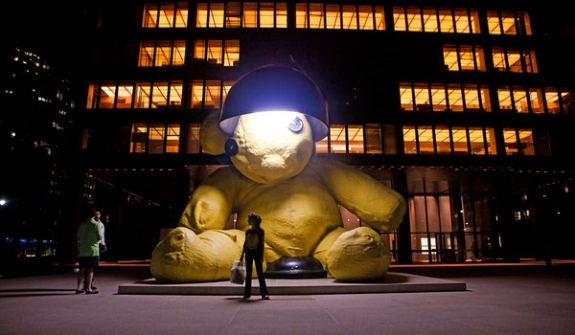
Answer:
150;227;244;283
326;227;391;282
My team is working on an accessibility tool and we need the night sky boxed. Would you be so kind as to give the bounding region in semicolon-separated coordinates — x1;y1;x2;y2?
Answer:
4;3;82;71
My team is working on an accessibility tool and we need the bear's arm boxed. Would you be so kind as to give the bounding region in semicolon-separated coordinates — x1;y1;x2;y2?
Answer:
178;167;241;233
309;158;406;232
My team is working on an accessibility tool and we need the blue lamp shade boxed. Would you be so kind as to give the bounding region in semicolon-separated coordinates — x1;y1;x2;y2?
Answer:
219;64;329;142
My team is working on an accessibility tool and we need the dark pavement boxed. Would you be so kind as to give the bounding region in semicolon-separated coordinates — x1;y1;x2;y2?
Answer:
1;259;574;335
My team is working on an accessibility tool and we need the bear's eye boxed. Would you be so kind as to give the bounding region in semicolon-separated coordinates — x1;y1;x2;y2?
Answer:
225;138;239;156
288;116;303;133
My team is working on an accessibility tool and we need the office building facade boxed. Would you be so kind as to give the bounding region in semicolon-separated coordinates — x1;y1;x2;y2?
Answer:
72;1;575;264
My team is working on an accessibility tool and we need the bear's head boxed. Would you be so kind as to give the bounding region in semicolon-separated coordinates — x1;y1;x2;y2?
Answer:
201;65;329;185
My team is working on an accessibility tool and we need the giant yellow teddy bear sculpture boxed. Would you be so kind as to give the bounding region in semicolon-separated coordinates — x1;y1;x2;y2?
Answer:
150;65;406;283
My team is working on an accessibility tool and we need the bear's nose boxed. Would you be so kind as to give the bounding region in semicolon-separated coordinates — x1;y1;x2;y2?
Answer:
261;154;286;169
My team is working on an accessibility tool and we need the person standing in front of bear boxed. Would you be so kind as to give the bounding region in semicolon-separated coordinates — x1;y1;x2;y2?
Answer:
84;210;106;291
76;208;102;294
241;213;269;300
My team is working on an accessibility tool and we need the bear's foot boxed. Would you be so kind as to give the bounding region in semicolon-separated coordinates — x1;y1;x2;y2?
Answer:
326;227;391;282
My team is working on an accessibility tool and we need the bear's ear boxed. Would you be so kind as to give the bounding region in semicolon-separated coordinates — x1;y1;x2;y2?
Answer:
200;111;229;155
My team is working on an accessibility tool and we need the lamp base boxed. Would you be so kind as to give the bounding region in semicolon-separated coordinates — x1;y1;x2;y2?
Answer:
264;256;327;279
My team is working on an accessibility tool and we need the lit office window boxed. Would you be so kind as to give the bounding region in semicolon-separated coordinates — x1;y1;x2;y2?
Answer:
341;5;357;30
204;80;222;108
489;11;517;35
155;41;176;66
325;4;341;29
492;47;507;72
139;41;186;67
417;125;434;154
529;88;544;114
422;7;438;32
358;5;374;30
131;123;148;153
406;6;422;32
296;3;308;28
193;40;206;60
243;3;258;27
136;82;152;108
259;2;275;28
523;49;538;73
498;86;535;113
296;3;382;30
148;123;165;153
374;6;385;30
226;2;241;28
98;84;116;109
195;3;226;28
190;80;204;108
512;88;528;113
309;3;324;29
401;83;489;112
187;123;201;154
130;123;180;154
86;83;97;109
207;40;223;64
453;8;470;34
503;129;534;155
404;125;496;155
468;127;486;154
224;40;240;66
172;41;186;66
465;84;490;111
452;127;469;155
507;48;523;73
413;83;430;111
485;128;498;155
437;8;454;33
330;125;346;153
139;41;155;66
209;3;225;27
434;126;451;154
151;82;169;108
116;84;134;109
487;10;531;35
196;3;208;27
169;81;183;107
544;89;561;114
519;129;535;155
140;81;182;109
399;83;415;110
402;126;417;154
347;125;364;154
165;124;180;153
444;45;485;72
194;40;239;66
142;3;188;28
447;84;464;112
276;3;288;28
189;80;229;109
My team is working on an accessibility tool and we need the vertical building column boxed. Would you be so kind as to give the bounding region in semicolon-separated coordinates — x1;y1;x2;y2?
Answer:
393;169;412;264
494;174;520;262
